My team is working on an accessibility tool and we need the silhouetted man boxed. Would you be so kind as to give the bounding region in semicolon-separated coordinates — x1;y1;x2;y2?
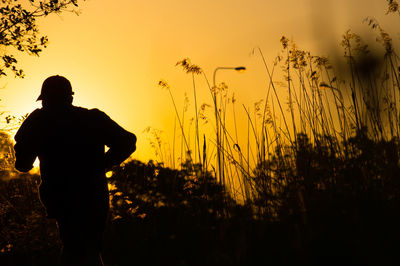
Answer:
14;75;137;265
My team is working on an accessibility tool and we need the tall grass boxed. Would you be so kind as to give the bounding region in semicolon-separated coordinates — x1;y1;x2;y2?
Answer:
155;13;400;214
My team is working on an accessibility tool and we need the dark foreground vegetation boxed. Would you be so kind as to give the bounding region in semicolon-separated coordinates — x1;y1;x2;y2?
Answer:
1;138;400;266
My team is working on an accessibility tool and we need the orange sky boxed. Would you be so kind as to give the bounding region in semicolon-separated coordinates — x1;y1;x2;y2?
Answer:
1;0;398;162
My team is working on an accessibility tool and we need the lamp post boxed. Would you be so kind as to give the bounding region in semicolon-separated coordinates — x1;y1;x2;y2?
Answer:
213;66;246;89
212;66;246;187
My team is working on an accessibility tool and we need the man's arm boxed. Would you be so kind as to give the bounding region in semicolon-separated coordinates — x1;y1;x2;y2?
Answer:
14;110;41;172
95;109;137;170
104;131;136;170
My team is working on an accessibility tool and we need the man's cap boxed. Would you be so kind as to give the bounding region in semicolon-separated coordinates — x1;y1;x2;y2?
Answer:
37;75;74;101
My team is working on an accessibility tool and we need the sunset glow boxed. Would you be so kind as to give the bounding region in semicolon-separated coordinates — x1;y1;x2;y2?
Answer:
1;0;398;163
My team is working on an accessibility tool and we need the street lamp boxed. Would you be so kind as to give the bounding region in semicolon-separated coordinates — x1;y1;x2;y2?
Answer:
212;65;246;187
213;66;246;88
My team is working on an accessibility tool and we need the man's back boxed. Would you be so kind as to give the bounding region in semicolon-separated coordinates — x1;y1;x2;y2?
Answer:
14;105;136;217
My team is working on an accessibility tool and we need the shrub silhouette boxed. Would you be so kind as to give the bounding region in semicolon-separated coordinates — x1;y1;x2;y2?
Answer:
251;130;400;264
0;173;61;266
105;160;251;266
2;143;400;265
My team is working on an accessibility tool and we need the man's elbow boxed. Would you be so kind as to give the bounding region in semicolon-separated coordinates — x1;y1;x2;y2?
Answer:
127;133;137;153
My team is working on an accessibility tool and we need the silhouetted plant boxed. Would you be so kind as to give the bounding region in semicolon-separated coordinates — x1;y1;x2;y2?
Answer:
0;0;84;78
0;173;61;266
104;159;260;265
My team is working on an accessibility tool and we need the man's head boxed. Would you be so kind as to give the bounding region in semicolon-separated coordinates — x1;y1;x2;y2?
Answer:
37;75;74;108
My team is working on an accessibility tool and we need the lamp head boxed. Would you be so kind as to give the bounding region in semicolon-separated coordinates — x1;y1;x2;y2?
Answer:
234;66;246;72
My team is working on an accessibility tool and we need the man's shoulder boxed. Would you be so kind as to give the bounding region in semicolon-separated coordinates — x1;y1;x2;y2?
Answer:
73;106;108;117
72;106;111;123
73;106;101;113
24;108;44;121
15;109;43;140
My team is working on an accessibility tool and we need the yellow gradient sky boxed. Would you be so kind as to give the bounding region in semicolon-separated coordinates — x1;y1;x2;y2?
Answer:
1;0;398;162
